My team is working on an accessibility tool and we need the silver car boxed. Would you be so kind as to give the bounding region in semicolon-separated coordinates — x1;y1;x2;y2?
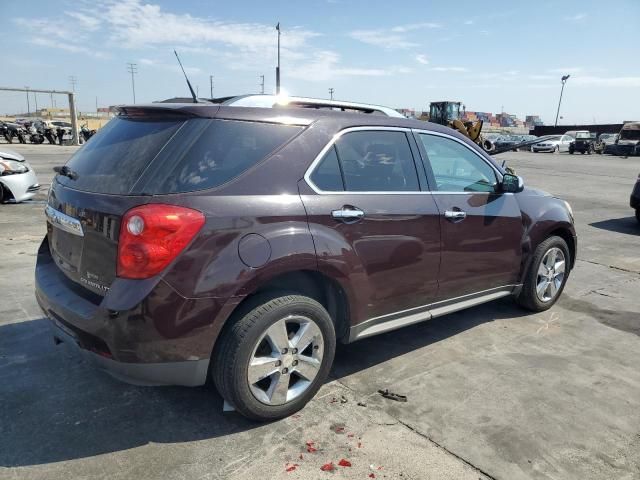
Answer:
0;149;40;202
532;134;574;153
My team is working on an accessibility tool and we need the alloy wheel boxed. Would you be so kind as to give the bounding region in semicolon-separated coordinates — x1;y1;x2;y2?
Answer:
247;315;324;406
536;247;566;302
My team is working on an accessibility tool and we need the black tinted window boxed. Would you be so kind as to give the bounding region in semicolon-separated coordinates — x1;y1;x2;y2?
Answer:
57;117;183;194
148;119;302;194
310;146;344;191
418;134;497;193
335;131;419;192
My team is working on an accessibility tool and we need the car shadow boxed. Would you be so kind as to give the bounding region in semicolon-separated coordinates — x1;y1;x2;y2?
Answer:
589;217;639;236
1;298;528;467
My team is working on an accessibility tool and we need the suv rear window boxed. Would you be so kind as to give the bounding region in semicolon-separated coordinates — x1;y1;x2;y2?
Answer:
58;117;303;195
58;117;183;195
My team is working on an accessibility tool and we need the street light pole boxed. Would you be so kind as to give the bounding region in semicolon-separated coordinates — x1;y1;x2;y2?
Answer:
209;75;214;99
275;22;281;94
25;86;30;115
259;75;265;94
554;74;570;127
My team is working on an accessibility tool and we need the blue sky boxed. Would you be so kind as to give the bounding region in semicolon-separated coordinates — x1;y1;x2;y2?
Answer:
2;0;639;124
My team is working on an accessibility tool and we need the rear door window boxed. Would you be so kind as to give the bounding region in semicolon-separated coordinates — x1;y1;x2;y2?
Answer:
333;130;420;192
309;146;345;191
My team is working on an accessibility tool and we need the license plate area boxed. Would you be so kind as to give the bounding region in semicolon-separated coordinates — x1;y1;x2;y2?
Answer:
48;223;84;273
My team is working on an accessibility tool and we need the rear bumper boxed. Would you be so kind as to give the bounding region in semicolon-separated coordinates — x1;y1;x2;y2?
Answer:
35;237;231;387
49;318;209;386
0;169;39;202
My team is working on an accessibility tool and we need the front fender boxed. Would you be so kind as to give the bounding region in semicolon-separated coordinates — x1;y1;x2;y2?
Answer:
517;193;576;282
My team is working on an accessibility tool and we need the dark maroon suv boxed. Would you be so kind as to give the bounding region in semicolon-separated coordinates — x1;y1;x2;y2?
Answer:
35;101;576;420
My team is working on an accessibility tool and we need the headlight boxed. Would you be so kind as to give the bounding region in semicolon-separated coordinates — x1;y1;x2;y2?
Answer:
0;159;29;176
563;200;574;221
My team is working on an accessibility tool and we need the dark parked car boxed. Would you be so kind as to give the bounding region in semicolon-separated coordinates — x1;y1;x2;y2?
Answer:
631;173;640;223
569;131;596;154
36;101;577;421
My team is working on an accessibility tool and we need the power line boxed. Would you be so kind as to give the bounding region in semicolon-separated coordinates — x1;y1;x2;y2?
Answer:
126;63;138;104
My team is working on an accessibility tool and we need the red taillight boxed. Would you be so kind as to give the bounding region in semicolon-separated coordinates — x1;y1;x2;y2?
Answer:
117;204;205;279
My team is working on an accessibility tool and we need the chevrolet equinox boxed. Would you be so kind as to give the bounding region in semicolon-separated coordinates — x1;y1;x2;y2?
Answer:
36;100;577;421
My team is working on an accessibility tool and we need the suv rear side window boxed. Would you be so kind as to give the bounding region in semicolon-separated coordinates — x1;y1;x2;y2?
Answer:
334;130;419;192
147;119;303;194
418;134;497;193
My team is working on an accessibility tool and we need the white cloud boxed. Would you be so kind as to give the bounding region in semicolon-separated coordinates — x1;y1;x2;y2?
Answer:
390;22;441;32
65;11;101;31
350;22;439;49
287;50;410;81
464;20;474;25
102;0;318;51
349;29;418;49
139;58;201;75
415;54;429;65
528;74;555;80
571;76;640;87
548;67;583;74
30;37;109;58
565;13;587;21
431;66;468;72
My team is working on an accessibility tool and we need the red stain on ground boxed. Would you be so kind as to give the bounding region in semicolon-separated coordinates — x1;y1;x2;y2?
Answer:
338;459;352;467
285;463;299;472
320;462;335;472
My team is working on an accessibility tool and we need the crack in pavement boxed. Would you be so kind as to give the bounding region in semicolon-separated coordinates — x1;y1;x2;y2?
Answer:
394;418;497;480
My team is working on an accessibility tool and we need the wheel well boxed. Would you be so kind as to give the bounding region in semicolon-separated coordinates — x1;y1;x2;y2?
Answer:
548;227;576;269
221;270;350;344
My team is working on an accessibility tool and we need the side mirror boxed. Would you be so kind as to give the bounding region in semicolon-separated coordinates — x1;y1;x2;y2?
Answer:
501;173;524;193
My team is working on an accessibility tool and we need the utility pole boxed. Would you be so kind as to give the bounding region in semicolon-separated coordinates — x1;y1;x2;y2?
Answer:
259;75;265;94
33;92;38;113
25;86;30;115
554;75;570;127
126;63;138;103
275;22;281;94
96;96;98;112
69;76;77;92
209;75;214;99
328;87;334;100
50;92;54;109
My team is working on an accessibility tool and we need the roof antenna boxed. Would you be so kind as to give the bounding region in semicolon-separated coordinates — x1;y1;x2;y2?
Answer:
174;49;198;103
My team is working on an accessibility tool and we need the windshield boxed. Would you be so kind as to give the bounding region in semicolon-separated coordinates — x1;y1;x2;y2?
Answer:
620;129;640;140
576;132;591;139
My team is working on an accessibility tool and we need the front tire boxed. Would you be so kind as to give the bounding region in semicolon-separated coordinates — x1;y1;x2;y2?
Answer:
636;209;640;224
554;145;559;153
516;236;570;312
213;293;336;421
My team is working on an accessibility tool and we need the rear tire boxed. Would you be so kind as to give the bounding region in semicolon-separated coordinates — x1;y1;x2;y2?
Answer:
516;236;571;312
212;293;336;421
636;209;640;224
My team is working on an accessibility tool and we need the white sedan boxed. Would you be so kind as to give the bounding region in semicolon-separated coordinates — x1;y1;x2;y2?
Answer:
0;149;40;203
532;134;574;153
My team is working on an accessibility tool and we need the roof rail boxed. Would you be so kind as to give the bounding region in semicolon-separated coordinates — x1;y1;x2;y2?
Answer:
220;94;404;118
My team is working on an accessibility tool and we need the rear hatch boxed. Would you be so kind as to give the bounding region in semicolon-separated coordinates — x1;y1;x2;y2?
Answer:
46;106;304;295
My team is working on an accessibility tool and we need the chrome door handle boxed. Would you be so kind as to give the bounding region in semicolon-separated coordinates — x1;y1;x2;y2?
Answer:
331;207;365;220
444;210;467;221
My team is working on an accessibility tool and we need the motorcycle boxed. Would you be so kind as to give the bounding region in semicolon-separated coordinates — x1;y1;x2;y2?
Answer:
80;124;97;142
27;122;45;144
1;122;27;144
44;125;57;144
